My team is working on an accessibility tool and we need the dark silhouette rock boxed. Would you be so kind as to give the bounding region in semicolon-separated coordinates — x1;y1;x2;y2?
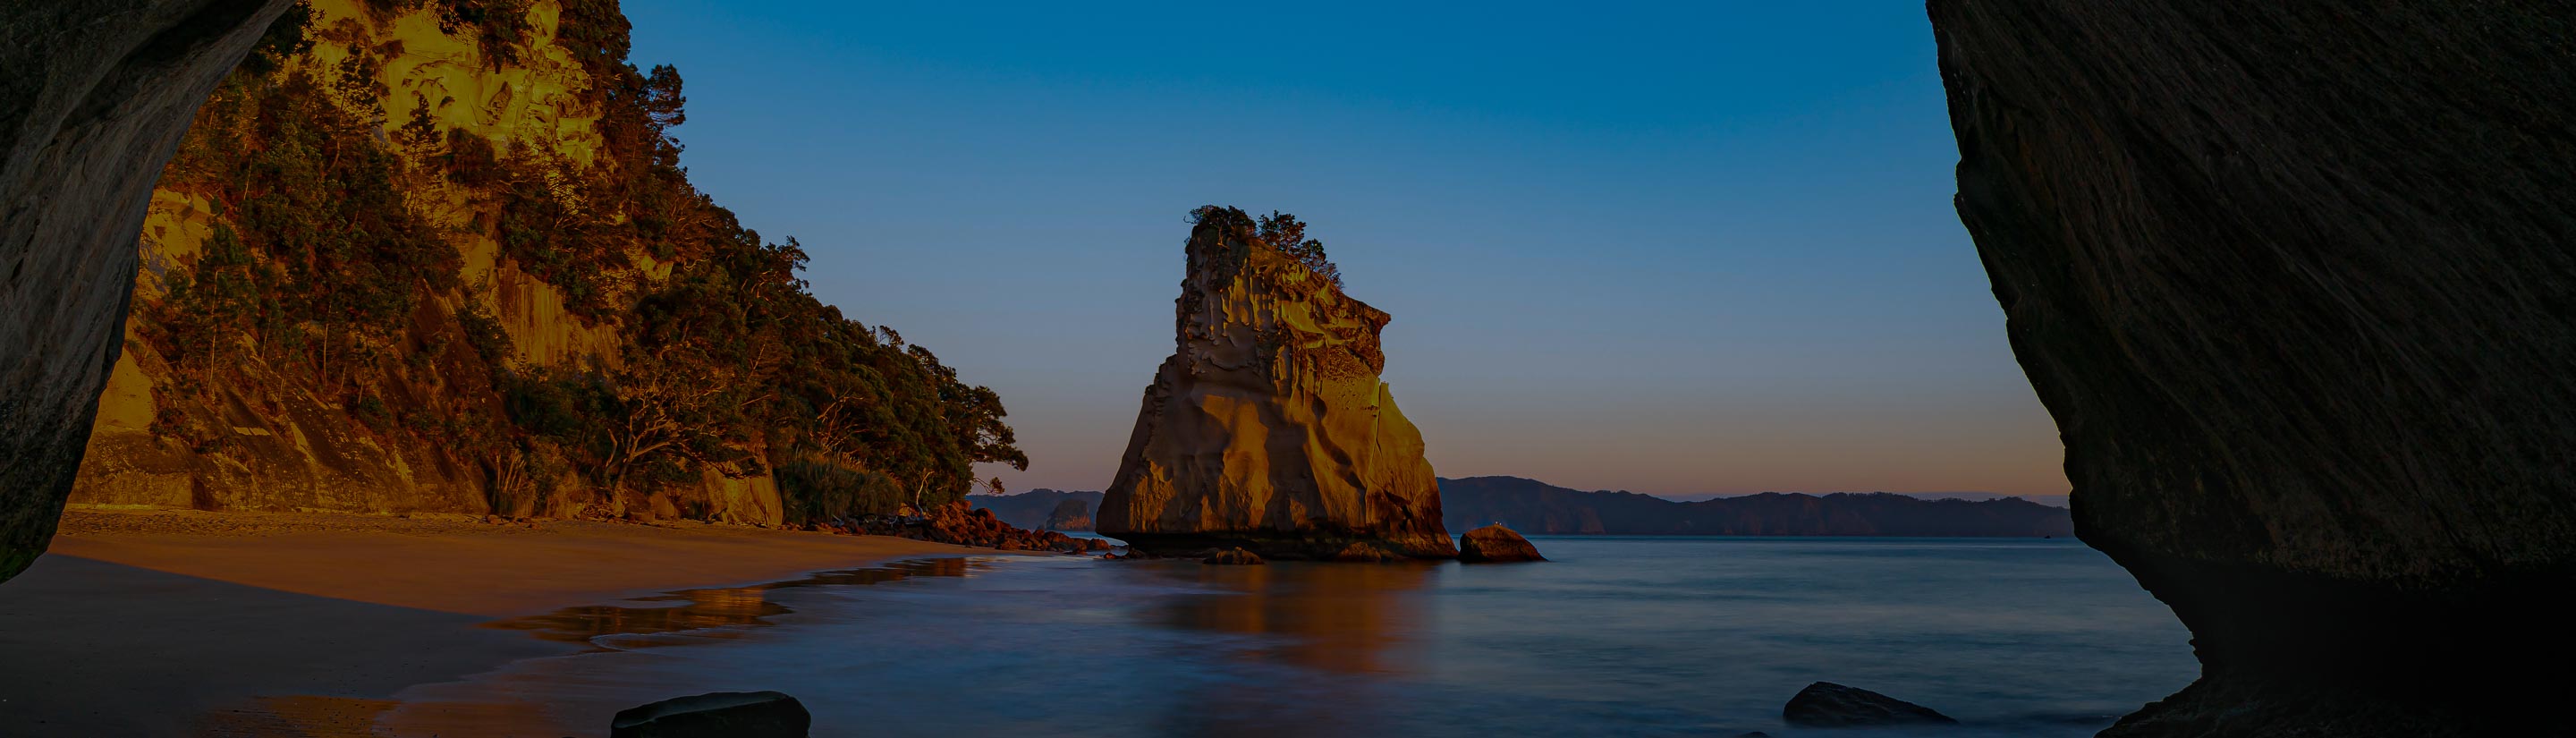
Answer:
1455;524;1545;563
1097;207;1453;561
966;488;1103;530
1042;497;1096;531
0;0;297;582
1931;1;2576;734
1329;541;1404;563
610;691;810;738
1203;547;1266;565
1783;682;1956;728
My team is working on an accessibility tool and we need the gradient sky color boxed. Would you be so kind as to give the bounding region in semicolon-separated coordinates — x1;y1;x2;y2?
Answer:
619;1;2069;498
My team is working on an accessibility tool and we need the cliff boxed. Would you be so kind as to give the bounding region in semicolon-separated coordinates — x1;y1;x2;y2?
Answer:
1438;477;2072;538
0;0;295;581
1097;208;1453;559
1932;1;2576;734
61;1;1021;531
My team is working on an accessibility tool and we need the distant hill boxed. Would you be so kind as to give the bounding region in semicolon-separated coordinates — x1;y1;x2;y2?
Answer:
1438;476;2073;537
968;489;1104;531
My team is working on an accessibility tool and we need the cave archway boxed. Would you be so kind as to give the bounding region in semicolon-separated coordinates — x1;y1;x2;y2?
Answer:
8;2;2574;735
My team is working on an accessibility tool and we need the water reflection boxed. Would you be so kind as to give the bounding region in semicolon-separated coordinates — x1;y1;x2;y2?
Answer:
488;557;981;649
1143;561;1438;738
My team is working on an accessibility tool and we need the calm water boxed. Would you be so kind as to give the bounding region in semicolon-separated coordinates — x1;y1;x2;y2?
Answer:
387;537;2197;737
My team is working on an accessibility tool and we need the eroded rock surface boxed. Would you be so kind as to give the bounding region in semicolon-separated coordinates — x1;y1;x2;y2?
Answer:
0;0;294;581
1097;208;1453;560
1932;1;2576;734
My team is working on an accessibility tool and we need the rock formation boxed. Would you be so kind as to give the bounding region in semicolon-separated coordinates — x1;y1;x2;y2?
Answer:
1042;497;1095;531
1782;683;1956;728
0;0;295;581
1455;524;1544;563
1097;208;1453;559
1931;1;2576;734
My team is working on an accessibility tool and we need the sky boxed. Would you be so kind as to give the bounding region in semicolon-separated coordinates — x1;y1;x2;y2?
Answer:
619;1;2070;498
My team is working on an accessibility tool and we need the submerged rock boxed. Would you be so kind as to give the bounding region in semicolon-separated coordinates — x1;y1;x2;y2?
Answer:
1329;541;1405;563
610;691;810;738
1455;524;1545;563
1097;207;1453;561
1782;682;1957;728
1203;547;1267;565
1933;1;2576;734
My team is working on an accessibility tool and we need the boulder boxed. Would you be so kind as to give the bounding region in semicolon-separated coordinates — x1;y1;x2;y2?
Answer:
610;691;810;738
1455;525;1545;563
1203;547;1266;565
1782;682;1956;728
1329;541;1404;563
1096;207;1453;561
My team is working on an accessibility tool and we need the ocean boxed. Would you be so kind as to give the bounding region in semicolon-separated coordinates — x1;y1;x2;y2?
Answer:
386;537;2198;737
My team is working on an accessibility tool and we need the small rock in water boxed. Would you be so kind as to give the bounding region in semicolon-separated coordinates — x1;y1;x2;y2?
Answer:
1331;541;1405;563
1783;682;1958;727
611;691;811;737
1204;547;1267;565
1456;524;1546;563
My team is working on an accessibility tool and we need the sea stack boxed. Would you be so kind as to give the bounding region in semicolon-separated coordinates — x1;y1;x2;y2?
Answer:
1097;207;1453;560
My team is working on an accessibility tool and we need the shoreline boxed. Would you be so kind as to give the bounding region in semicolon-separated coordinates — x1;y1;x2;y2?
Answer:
0;508;1030;735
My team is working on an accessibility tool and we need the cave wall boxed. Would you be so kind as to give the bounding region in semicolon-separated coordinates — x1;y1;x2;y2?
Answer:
1930;1;2576;734
0;0;294;581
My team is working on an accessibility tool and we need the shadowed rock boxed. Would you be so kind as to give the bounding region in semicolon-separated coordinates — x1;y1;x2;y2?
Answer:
1783;682;1957;728
1456;524;1545;563
1931;1;2576;734
1097;207;1454;561
1203;547;1266;565
0;0;296;582
610;691;810;738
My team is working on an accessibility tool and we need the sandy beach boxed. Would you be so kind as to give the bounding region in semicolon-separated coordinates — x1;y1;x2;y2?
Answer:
0;509;996;736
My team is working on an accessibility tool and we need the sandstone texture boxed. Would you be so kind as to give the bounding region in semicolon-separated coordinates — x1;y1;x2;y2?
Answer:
610;691;810;738
1097;208;1453;560
1782;682;1956;728
0;0;294;581
1455;524;1544;563
1932;1;2576;734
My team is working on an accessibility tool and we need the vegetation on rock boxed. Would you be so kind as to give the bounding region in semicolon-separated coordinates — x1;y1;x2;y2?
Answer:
114;0;1022;523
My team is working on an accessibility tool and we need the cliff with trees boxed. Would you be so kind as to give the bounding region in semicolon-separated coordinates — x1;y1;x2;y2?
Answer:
69;0;1022;526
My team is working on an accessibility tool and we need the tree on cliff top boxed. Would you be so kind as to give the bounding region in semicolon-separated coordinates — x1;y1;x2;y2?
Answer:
1191;205;1344;289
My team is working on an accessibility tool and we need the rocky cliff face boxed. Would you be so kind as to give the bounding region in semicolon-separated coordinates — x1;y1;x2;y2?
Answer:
0;0;294;581
58;0;782;526
1931;2;2576;734
1097;208;1453;559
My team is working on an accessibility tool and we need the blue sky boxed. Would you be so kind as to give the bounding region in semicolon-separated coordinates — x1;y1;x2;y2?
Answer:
621;1;2066;497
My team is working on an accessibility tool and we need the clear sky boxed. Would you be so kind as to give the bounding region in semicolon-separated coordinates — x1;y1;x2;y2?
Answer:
620;1;2069;498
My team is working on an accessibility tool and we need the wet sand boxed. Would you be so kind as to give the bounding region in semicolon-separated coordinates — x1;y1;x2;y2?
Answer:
0;509;996;735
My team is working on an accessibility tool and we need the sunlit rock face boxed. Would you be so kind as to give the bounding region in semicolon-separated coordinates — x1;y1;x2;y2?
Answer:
1932;1;2576;734
65;0;784;527
0;0;295;581
1097;208;1453;559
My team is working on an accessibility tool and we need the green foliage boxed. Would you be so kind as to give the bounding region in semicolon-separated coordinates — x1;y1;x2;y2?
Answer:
140;0;1028;518
1191;206;1344;288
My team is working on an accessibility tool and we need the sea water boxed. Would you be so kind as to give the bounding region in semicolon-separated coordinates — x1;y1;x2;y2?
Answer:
388;537;2197;737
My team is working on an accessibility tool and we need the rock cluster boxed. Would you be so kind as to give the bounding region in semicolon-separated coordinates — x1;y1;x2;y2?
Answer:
1096;207;1453;560
1933;1;2576;734
1455;525;1545;563
837;501;1108;554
